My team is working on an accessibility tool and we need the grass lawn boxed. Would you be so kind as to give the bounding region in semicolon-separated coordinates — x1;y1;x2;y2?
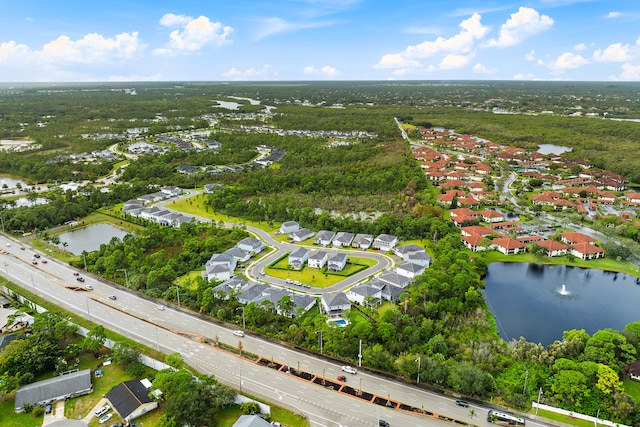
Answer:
532;408;595;427
166;193;276;233
624;377;640;402
477;251;640;278
266;255;378;288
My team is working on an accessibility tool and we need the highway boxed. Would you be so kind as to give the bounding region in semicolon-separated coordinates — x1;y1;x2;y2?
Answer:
0;234;553;427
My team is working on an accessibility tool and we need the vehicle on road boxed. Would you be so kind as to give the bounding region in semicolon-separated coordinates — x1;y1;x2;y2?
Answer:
41;259;47;263
32;260;37;265
285;279;292;284
379;420;390;427
337;375;346;382
455;400;469;407
260;270;266;276
33;253;40;258
341;365;357;374
157;305;165;310
5;242;10;247
99;413;113;424
76;276;85;282
487;410;525;426
233;330;245;337
84;285;94;291
73;272;79;276
95;405;110;417
108;295;117;300
20;246;25;250
45;403;52;414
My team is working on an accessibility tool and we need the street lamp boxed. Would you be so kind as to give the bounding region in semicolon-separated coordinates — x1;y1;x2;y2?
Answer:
116;268;129;288
168;285;180;308
316;330;323;354
523;369;529;395
416;357;421;384
536;387;543;415
358;339;362;367
236;306;246;330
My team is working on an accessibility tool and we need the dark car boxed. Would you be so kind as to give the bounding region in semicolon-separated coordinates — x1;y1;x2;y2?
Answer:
455;400;469;407
45;403;53;414
337;375;346;382
76;276;85;282
33;253;40;258
379;420;390;427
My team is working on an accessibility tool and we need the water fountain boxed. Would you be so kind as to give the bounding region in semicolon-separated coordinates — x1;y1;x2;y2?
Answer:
556;284;571;296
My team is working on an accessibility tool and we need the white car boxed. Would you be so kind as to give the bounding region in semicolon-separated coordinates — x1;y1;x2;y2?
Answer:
233;330;245;337
98;413;113;424
157;305;165;310
94;405;110;417
341;365;357;374
84;285;94;291
5;242;10;247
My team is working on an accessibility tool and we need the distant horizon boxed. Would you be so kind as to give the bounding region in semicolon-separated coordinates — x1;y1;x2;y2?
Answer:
0;1;638;82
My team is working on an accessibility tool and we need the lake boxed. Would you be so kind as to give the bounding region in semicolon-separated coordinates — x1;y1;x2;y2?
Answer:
483;262;640;346
57;223;131;255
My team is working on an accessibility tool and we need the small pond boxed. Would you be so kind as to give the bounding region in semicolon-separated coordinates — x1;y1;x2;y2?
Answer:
57;223;131;255
483;262;640;346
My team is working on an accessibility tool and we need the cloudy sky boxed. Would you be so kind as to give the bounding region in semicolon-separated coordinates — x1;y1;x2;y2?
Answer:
0;0;638;82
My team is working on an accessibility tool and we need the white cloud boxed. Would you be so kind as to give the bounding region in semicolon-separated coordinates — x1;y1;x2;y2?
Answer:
574;43;587;51
254;17;333;40
440;54;473;70
108;73;162;82
375;13;488;72
616;63;640;80
594;43;631;62
513;72;537;80
223;65;272;80
0;41;31;63
473;63;496;74
38;32;144;64
525;50;536;61
486;7;554;48
154;14;233;56
540;52;588;72
303;65;339;76
605;11;622;19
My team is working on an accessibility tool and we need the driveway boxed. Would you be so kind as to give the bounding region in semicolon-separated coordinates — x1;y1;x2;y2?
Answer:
42;400;88;427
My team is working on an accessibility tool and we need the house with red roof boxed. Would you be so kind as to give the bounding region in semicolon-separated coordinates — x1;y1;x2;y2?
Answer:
491;237;526;255
561;232;596;245
461;234;487;252
535;240;570;257
460;225;495;237
478;209;505;223
571;242;605;260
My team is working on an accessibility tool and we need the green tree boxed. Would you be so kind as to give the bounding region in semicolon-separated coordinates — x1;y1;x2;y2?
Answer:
83;325;107;357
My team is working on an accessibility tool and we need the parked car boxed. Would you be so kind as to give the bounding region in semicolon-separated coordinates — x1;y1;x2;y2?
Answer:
95;405;110;417
341;365;357;374
99;413;113;424
337;375;346;382
108;295;117;300
109;424;124;427
45;403;53;414
233;330;245;337
455;400;469;408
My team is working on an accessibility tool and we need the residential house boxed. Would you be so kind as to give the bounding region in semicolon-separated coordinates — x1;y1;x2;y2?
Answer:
160;186;181;197
314;230;336;247
328;253;348;272
491;237;526;255
392;244;424;260
352;233;373;250
202;253;237;283
279;221;300;235
378;272;412;288
233;415;273;427
224;247;252;263
291;227;315;242
203;183;224;193
15;369;92;412
176;164;200;174
332;232;355;248
460;225;495;237
535;240;570;257
321;293;351;317
373;234;398;251
461;234;488;252
288;247;309;270
347;283;382;305
396;262;425;280
479;209;505;223
308;250;329;269
237;237;265;254
381;283;408;303
211;277;248;300
561;232;597;246
571;242;605;260
105;379;158;422
407;251;432;268
237;283;271;305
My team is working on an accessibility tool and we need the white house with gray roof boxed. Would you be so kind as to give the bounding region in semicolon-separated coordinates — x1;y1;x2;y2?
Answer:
393;244;425;259
407;251;432;268
314;230;336;247
321;292;351;317
288;247;309;270
279;221;300;235
378;272;412;288
291;227;315;242
352;233;373;250
332;232;354;248
328;252;348;271
237;237;265;254
373;234;398;251
347;284;382;305
396;262;425;280
308;250;329;269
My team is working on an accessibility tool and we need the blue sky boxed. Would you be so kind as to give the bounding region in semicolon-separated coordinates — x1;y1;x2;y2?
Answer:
0;0;638;82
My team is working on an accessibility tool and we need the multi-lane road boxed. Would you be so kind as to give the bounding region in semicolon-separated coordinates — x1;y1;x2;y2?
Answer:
0;234;551;427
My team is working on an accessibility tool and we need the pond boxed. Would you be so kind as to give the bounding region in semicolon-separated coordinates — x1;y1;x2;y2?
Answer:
57;223;131;255
537;144;572;155
483;262;640;346
0;176;28;189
